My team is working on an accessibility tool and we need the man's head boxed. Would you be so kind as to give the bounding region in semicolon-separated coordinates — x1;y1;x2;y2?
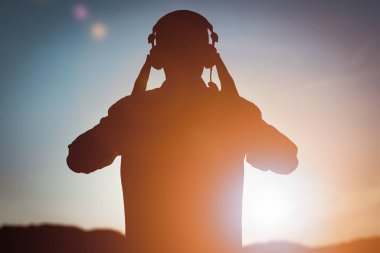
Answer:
148;10;218;81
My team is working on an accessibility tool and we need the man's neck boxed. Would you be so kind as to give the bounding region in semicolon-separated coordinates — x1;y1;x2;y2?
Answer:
163;76;207;89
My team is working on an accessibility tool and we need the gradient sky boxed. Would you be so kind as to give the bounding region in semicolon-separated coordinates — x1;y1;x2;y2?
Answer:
1;0;379;247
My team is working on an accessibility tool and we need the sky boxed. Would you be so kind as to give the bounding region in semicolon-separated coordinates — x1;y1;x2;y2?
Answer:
1;0;380;247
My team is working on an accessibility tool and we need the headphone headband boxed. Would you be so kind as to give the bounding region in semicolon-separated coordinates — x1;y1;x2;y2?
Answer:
148;11;218;48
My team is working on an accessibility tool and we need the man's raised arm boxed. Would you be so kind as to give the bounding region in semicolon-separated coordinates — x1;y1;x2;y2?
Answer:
242;101;298;174
66;95;132;174
246;120;298;174
67;57;150;174
66;114;119;174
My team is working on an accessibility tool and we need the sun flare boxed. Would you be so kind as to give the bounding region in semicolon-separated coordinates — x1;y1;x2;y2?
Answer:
250;188;294;228
242;162;299;245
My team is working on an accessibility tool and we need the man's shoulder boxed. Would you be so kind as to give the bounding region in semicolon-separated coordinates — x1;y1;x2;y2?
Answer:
214;95;262;119
108;88;162;115
107;88;262;120
108;86;215;112
235;96;262;117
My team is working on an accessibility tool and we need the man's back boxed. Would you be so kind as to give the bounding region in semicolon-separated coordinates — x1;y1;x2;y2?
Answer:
113;84;254;252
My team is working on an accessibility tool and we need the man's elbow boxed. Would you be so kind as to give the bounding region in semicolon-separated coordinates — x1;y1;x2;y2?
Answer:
66;142;117;174
66;143;97;174
272;142;299;174
272;155;298;174
248;143;299;175
66;152;91;174
249;156;298;175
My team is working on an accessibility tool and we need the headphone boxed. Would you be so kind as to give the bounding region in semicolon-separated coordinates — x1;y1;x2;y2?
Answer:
147;14;219;70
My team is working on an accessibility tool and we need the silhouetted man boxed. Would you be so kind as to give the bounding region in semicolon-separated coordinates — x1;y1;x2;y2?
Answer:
67;10;298;253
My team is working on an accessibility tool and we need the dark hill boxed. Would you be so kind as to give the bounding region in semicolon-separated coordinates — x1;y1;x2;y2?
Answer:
243;241;311;253
243;238;380;253
314;237;380;253
0;224;126;253
1;224;379;252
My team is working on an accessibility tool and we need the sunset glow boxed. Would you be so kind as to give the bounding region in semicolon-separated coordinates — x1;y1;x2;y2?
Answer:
1;0;379;249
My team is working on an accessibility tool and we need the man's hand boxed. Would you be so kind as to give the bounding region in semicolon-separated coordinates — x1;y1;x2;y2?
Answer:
131;55;152;95
214;53;239;96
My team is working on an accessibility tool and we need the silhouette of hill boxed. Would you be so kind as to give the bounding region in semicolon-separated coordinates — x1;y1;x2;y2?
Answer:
243;238;380;253
314;237;380;253
0;224;126;253
1;224;379;253
243;241;311;253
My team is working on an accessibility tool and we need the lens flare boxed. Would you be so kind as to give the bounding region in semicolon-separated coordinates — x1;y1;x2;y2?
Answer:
91;22;107;40
73;4;89;21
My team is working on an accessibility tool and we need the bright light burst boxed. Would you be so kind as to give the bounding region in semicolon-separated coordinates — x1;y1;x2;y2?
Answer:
249;187;294;227
242;162;301;245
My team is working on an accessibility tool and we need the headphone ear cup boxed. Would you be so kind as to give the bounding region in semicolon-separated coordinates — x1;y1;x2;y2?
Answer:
150;46;164;70
203;44;217;69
